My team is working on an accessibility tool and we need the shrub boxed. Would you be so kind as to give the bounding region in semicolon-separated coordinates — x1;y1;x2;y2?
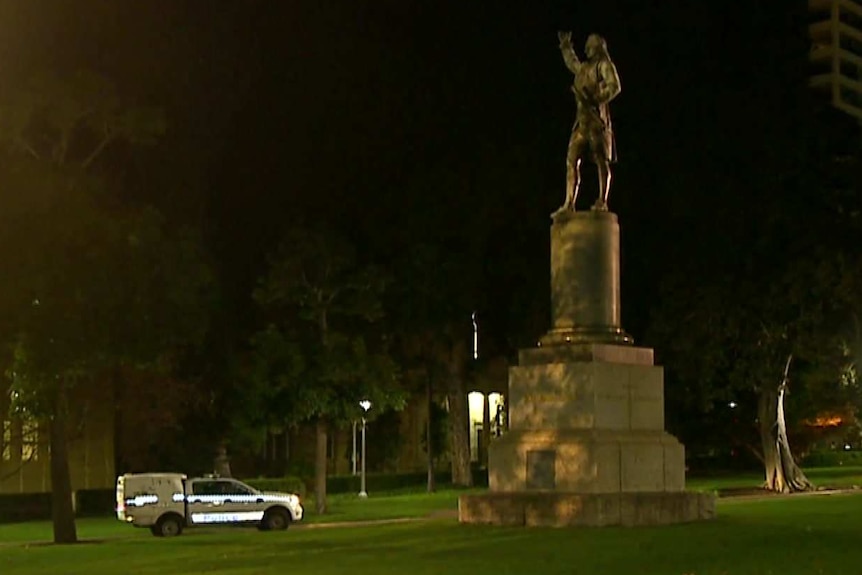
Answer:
801;449;862;468
0;492;51;523
244;476;306;498
0;489;116;524
326;471;450;494
244;466;489;499
76;488;115;517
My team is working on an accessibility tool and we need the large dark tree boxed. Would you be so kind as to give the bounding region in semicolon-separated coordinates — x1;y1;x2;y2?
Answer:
244;225;403;513
648;101;862;491
387;239;478;488
641;1;862;492
0;71;210;543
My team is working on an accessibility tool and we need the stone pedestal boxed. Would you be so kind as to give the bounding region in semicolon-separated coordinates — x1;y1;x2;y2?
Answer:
459;211;715;527
542;210;632;346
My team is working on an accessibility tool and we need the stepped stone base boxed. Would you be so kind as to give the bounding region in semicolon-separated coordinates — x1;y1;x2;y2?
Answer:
488;429;685;493
462;212;718;528
458;491;715;527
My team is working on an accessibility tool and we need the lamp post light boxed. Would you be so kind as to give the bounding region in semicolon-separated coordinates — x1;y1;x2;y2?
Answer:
359;400;372;498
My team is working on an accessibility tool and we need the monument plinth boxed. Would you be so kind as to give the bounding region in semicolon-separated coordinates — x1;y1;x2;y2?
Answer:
458;30;714;527
458;212;715;527
542;210;632;346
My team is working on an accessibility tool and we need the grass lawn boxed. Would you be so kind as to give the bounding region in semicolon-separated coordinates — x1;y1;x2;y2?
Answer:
2;468;861;574
0;488;473;544
1;493;861;575
303;487;471;523
687;465;862;493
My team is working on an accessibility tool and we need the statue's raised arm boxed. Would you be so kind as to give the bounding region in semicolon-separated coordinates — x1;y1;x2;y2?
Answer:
558;31;580;74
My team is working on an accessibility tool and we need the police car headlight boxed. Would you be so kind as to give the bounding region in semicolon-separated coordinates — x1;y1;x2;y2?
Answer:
287;495;299;505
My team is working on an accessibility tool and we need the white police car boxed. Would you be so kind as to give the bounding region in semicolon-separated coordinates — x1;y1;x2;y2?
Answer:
116;473;303;537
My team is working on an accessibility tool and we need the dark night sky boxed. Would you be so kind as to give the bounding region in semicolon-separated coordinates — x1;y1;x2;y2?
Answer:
0;0;816;347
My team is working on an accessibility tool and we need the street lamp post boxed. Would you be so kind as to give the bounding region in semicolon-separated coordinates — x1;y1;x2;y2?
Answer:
359;400;372;498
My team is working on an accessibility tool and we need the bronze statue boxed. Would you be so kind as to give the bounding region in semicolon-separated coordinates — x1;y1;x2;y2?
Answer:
557;32;621;212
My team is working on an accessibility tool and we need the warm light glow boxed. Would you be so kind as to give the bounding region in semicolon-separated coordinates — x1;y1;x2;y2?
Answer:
803;415;844;428
468;392;504;426
466;392;506;460
472;311;479;359
468;392;485;425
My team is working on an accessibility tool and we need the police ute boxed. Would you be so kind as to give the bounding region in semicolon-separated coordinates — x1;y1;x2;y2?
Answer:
116;473;303;537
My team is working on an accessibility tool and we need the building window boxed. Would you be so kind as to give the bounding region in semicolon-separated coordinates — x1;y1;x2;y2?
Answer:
21;418;38;462
1;420;10;461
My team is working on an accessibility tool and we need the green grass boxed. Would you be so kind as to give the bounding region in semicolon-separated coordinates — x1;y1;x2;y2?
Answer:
2;494;862;575
2;469;862;574
686;465;862;493
0;517;144;545
0;488;473;544
303;488;472;523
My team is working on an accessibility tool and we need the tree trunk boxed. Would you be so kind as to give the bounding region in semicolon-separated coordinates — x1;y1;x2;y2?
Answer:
315;307;330;514
448;390;471;486
759;355;814;493
314;418;327;514
50;387;78;544
426;379;436;493
447;342;472;487
448;389;471;486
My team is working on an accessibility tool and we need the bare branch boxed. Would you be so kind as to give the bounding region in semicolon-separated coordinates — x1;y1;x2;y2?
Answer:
778;354;792;392
325;287;341;306
18;139;41;160
0;446;40;481
57;108;96;166
743;442;764;464
300;271;312;290
758;319;772;340
80;121;114;170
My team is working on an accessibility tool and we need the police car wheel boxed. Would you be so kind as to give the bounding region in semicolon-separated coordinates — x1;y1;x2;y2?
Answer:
156;515;183;537
262;508;290;531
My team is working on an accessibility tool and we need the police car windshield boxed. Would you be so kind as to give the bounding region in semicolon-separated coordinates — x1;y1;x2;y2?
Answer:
192;480;258;496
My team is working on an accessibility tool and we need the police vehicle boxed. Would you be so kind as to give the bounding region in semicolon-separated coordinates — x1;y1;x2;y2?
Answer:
116;473;303;537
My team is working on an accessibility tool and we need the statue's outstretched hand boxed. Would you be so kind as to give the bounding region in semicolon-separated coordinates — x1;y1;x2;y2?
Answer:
558;31;572;50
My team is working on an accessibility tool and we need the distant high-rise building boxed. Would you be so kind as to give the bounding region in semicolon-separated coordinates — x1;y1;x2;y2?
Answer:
809;0;862;120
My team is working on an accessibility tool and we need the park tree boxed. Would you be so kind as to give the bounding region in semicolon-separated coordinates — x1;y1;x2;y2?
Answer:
0;174;212;541
245;225;403;513
641;9;862;491
387;242;478;488
648;153;862;492
0;70;165;169
0;71;211;543
380;152;511;488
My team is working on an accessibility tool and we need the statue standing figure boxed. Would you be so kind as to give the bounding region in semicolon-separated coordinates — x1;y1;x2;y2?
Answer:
557;32;621;212
213;445;232;478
